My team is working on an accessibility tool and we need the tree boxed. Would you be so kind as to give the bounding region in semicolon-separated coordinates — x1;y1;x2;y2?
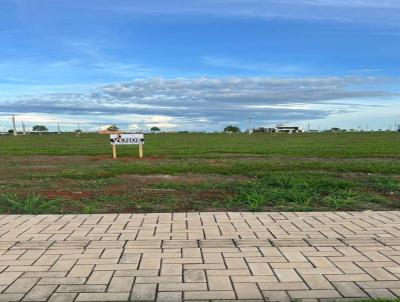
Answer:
7;129;14;134
224;125;241;133
107;124;119;131
32;125;48;132
150;126;160;132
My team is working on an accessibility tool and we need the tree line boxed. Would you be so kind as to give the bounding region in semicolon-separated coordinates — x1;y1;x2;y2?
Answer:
6;124;241;134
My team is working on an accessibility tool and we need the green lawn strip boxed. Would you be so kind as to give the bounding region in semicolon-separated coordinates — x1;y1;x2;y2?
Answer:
0;132;399;214
1;132;399;158
47;159;400;181
1;167;398;214
47;172;398;213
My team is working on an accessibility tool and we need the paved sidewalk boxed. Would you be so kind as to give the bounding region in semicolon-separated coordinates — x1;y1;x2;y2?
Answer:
1;212;400;301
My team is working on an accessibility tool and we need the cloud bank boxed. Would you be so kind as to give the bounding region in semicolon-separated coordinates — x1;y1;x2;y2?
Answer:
0;76;396;131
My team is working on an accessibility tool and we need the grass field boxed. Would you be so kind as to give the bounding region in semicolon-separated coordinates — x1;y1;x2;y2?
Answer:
0;132;399;214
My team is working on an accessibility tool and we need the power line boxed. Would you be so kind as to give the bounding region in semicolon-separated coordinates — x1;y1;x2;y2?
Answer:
11;115;17;136
248;117;252;135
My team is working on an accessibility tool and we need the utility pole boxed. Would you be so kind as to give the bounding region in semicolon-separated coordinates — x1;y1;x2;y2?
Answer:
11;115;17;136
248;117;252;135
76;123;80;137
21;121;26;135
307;122;310;132
57;123;61;135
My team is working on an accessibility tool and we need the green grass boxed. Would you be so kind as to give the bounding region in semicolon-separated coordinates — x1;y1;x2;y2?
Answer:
0;132;399;158
0;132;399;214
369;175;400;193
220;173;388;212
0;194;60;214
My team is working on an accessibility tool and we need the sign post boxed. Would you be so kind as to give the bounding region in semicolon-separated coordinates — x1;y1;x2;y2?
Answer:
110;134;144;159
139;144;143;159
112;144;117;159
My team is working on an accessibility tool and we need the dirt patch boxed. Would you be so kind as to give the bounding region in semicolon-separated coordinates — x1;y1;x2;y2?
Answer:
205;159;227;165
198;189;230;199
118;173;251;186
104;184;131;195
2;155;93;164
0;154;166;167
89;155;165;162
38;190;94;200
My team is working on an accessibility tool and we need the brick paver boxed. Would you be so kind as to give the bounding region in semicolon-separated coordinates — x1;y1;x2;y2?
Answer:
1;211;400;301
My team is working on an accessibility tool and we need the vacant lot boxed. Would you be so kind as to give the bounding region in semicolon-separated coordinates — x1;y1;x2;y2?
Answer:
0;132;399;214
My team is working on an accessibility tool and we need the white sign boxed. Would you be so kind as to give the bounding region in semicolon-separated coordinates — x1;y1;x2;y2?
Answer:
110;134;144;145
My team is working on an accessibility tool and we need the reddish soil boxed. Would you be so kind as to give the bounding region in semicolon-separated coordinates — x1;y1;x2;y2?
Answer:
205;160;225;165
89;155;165;162
120;173;250;184
104;184;130;194
198;189;229;199
38;190;94;200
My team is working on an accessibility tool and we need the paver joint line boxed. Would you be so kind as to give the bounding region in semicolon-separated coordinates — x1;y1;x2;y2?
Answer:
0;211;400;301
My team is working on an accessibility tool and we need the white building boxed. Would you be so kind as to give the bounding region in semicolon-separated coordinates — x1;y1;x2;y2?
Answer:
253;125;303;133
275;125;303;133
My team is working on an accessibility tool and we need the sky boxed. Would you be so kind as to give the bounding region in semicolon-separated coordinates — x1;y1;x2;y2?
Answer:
0;0;399;132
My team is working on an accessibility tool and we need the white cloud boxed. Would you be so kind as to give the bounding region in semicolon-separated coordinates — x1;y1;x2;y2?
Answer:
77;0;400;26
128;115;178;130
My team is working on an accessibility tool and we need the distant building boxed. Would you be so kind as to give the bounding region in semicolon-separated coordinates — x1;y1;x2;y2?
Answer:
329;127;344;132
253;127;276;133
253;125;303;133
275;125;303;133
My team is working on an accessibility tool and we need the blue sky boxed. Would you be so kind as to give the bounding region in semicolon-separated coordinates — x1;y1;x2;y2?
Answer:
0;0;399;131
